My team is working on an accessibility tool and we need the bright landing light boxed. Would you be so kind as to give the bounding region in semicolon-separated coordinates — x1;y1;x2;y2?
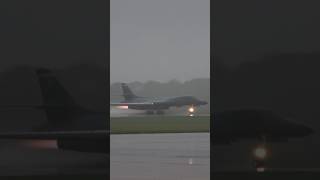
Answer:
188;107;195;113
253;146;267;159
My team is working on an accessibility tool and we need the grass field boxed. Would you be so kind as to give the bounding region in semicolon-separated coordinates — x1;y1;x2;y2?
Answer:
111;115;210;134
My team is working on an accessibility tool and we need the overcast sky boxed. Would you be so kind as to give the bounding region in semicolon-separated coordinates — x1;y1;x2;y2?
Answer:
214;0;320;66
0;1;106;71
110;0;210;83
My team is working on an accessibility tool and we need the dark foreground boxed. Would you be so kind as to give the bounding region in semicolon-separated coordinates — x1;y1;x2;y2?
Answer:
0;140;108;179
213;172;320;180
0;175;107;180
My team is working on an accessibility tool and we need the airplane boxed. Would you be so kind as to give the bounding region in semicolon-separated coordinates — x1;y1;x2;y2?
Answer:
0;107;312;170
0;68;313;165
212;109;314;170
110;83;208;114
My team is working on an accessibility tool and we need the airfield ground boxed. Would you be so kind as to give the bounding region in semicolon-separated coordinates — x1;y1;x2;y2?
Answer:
110;115;210;134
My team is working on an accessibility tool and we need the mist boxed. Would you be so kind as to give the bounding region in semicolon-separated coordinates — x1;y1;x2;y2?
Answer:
110;0;210;83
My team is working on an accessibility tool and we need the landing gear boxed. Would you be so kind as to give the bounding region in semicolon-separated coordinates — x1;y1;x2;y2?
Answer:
254;159;266;172
187;106;195;116
252;137;268;172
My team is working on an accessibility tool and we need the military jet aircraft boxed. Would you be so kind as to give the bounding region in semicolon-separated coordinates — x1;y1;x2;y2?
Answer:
0;69;313;159
110;83;207;114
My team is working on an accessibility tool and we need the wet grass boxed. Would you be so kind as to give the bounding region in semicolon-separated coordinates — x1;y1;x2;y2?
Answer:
110;115;210;134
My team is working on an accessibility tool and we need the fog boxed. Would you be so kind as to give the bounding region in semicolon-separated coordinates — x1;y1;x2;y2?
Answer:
110;0;210;83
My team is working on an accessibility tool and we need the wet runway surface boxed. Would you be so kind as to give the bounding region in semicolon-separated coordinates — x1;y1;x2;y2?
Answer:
110;133;210;180
110;107;209;117
0;140;108;176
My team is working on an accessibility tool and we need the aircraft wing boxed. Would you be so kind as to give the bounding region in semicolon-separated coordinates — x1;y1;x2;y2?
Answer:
0;130;109;140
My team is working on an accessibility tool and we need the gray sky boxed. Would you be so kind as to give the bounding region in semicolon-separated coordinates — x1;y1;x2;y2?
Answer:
214;0;320;66
110;0;210;83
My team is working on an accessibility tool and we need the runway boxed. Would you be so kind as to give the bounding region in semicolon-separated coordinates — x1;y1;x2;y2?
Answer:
110;133;210;180
110;107;209;117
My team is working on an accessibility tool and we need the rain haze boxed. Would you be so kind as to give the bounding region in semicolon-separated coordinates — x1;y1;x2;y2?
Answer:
213;0;320;175
110;0;210;83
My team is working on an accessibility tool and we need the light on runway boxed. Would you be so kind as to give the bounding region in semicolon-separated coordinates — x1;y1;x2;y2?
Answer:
116;105;129;109
188;158;193;165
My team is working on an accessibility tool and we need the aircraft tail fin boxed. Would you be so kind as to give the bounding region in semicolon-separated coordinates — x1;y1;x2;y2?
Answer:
36;68;77;107
35;68;88;130
121;83;138;101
